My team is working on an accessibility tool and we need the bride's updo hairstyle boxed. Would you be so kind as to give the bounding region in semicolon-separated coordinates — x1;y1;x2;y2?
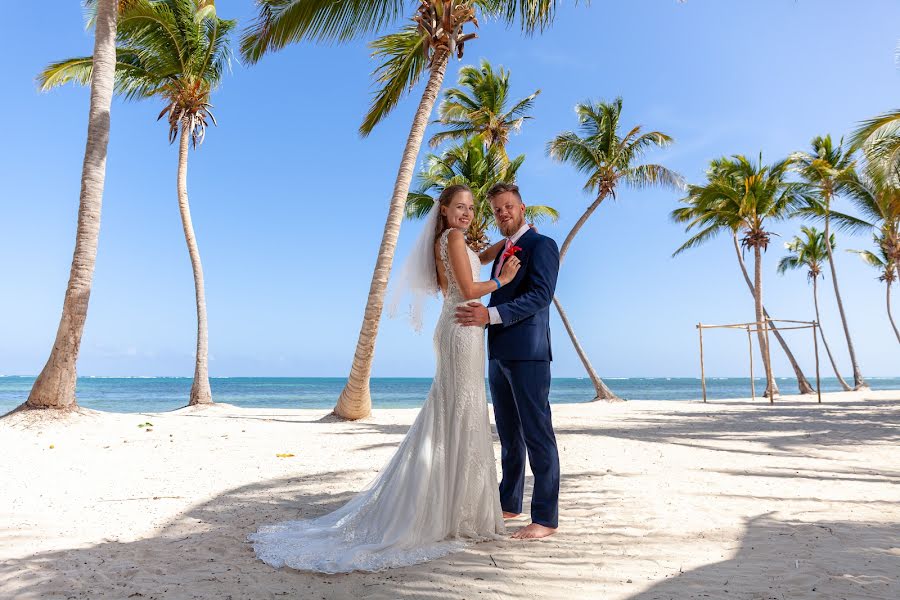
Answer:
434;184;473;240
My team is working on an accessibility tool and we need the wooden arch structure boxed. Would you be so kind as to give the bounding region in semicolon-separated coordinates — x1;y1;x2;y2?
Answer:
696;319;822;404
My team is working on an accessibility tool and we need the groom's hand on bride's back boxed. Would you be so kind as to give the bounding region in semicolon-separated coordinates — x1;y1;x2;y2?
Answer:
456;302;489;327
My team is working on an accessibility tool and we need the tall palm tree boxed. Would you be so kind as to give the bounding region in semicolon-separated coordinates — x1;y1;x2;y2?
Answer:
673;155;804;401
671;206;816;395
849;233;900;345
40;0;234;406
15;0;118;414
241;0;560;420
428;59;540;159
777;227;851;390
406;134;558;250
789;135;866;389
547;98;683;401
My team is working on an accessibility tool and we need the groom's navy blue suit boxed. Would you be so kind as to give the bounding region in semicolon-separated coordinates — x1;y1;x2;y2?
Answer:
487;227;561;529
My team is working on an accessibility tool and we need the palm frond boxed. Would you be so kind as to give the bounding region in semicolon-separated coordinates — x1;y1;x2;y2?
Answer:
524;204;559;224
850;108;900;150
624;163;685;191
360;26;428;137
240;0;407;63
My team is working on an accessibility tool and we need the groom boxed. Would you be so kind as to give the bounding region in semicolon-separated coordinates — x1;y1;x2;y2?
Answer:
456;182;561;540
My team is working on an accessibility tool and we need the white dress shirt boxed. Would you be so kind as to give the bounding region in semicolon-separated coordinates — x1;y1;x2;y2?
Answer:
488;223;531;325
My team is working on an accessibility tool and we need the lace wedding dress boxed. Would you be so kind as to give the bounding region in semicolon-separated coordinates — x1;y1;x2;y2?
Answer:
248;228;505;573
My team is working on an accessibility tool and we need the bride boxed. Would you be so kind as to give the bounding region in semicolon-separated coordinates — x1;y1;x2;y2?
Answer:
248;184;522;573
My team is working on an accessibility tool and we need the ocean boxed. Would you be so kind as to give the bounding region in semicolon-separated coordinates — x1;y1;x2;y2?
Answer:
1;376;897;414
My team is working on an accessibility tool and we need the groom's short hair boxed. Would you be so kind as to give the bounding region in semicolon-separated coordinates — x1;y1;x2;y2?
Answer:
487;183;522;203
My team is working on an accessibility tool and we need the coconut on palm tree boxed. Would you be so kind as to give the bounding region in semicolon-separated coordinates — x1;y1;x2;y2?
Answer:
777;227;851;390
11;0;119;415
241;0;560;419
673;155;804;401
789;135;867;390
429;59;540;159
40;0;234;406
547;98;684;401
406;134;558;251
849;233;900;344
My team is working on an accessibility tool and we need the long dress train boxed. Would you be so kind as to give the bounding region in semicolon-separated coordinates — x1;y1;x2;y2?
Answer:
248;228;504;572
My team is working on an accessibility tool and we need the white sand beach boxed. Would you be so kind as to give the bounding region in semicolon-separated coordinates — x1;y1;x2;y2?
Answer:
2;390;898;599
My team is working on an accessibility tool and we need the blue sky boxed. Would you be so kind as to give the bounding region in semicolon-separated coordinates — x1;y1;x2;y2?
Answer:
1;0;899;379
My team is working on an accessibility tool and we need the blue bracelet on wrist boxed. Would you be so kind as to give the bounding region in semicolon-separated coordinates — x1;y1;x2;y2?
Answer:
491;277;502;289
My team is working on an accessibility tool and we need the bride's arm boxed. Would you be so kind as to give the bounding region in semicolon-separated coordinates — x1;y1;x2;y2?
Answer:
447;229;518;300
478;239;505;265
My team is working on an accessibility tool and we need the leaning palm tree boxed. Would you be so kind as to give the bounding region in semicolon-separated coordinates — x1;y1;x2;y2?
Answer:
849;234;900;344
790;135;866;389
777;227;851;390
241;0;560;419
672;192;816;396
14;0;118;414
40;0;234;406
428;59;540;159
547;98;684;401
673;155;804;401
406;134;558;250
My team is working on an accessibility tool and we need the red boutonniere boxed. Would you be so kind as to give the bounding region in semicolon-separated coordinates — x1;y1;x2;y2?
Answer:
502;245;523;259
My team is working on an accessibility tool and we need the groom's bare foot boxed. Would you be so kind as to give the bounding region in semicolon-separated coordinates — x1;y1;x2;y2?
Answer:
511;523;557;539
502;511;521;519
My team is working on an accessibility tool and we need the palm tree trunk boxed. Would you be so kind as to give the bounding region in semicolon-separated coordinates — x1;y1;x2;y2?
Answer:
812;277;851;390
754;245;777;401
177;125;212;405
553;296;620;401
823;212;866;389
887;279;900;345
551;191;620;401
20;0;117;412
559;192;606;260
732;234;786;395
334;52;450;420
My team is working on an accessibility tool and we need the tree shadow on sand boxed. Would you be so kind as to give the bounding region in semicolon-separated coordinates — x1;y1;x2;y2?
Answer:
1;468;625;600
556;398;900;459
626;513;898;600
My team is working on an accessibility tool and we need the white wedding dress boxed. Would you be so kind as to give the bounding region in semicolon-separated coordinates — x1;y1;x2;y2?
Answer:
248;228;505;573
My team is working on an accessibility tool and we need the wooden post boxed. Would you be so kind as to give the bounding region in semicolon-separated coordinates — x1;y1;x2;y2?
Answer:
698;323;707;403
763;317;774;404
813;321;822;404
747;326;755;401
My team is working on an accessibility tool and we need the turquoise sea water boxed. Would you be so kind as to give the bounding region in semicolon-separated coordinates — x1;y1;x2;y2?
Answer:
1;376;897;414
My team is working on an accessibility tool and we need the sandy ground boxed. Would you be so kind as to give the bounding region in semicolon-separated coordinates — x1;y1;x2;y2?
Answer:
1;390;898;600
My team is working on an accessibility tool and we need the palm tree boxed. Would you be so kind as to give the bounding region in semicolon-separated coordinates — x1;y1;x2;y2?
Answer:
673;155;804;401
547;98;683;401
241;0;559;420
671;207;816;395
40;0;234;406
789;135;866;389
13;0;118;414
428;59;540;159
777;227;851;390
406;134;558;250
850;234;900;344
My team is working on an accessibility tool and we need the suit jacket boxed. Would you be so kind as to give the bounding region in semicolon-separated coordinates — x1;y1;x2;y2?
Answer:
487;228;560;361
